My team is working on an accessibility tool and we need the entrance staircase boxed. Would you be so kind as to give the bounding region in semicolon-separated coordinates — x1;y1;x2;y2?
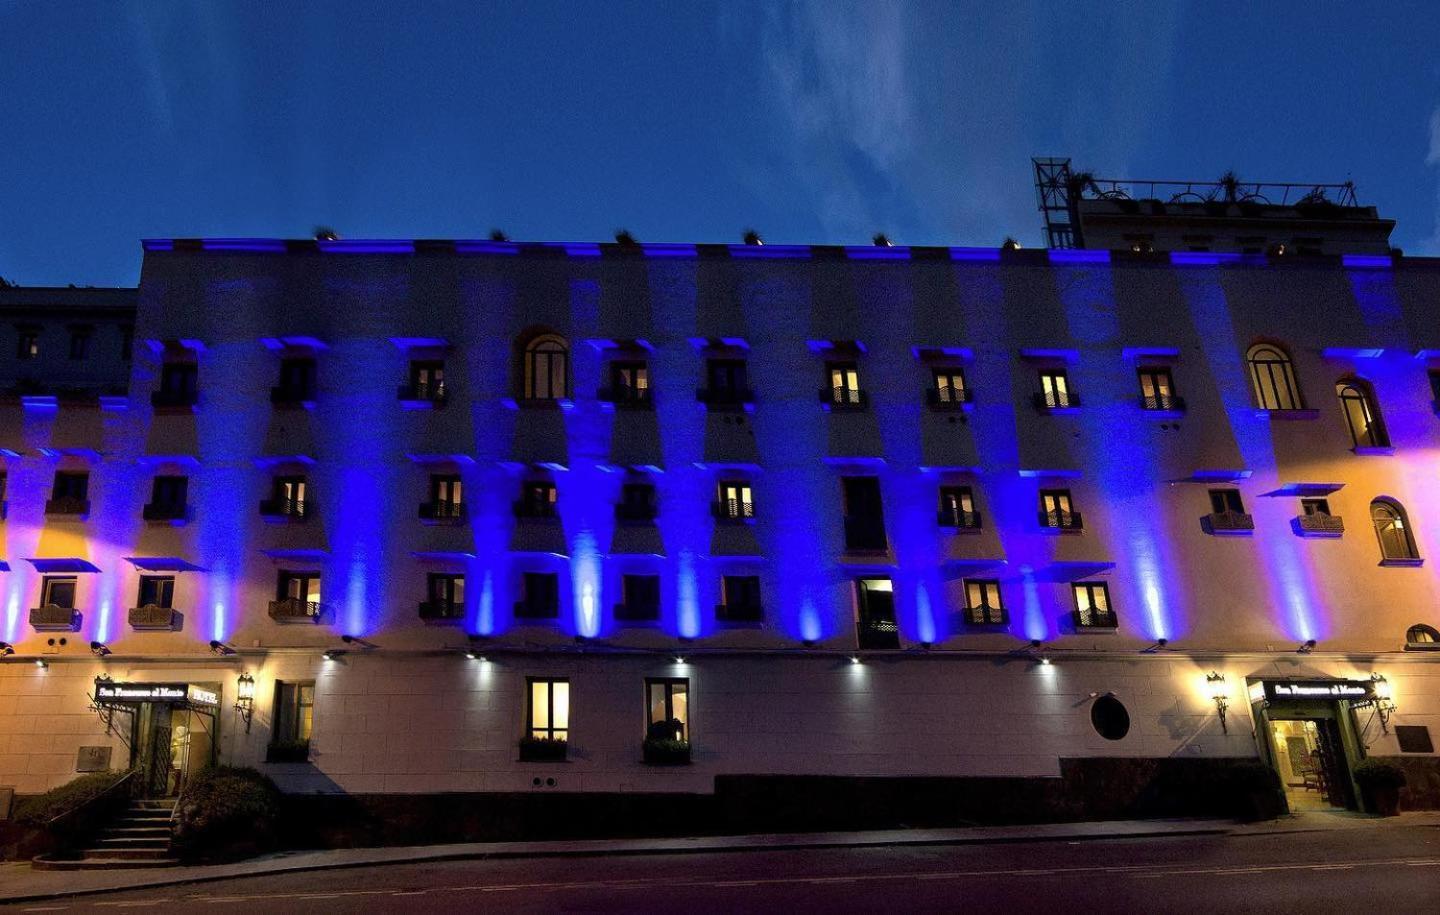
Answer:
32;798;179;870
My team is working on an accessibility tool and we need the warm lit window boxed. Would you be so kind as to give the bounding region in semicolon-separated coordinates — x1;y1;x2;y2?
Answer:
428;474;463;515
939;485;978;528
964;578;1006;625
17;329;38;360
518;481;558;518
1247;344;1302;410
1040;489;1078;528
607;361;650;404
406;360;446;401
1073;581;1116;628
1137;367;1178;410
41;576;78;609
527;678;570;741
264;476;308;517
646;678;689;741
278;571;321;603
1037;369;1074;409
716;481;753;520
931;368;968;405
1372;499;1419;562
1336;380;1389;448
274;681;315;743
137;575;175;609
827;362;863;406
522;334;569;400
1407;624;1439;645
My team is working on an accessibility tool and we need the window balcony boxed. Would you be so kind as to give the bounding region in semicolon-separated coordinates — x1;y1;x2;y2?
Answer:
518;736;568;762
513;599;560;620
268;598;324;624
30;605;81;632
925;387;972;409
938;507;982;530
128;604;181;631
821;386;868;410
397;380;447;407
616;502;659;524
1039;510;1083;530
715;603;764;624
418;600;463;623
1206;511;1255;534
270;386;315;408
150;389;198;410
614;602;660;623
1033;391;1080;411
856;618;900;650
964;605;1008;626
259;497;310;520
1296;513;1345;536
843;516;888;552
711;499;755;522
513;500;558;520
1074;608;1119;630
142;502;191;523
44;497;90;517
1139;394;1186;412
418;500;465;523
597;385;653;408
696;387;754;410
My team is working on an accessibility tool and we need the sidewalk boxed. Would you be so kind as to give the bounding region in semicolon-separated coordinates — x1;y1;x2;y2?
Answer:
3;811;1437;904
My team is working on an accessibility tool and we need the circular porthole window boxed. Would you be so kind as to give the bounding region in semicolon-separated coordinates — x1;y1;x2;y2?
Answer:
1091;695;1131;741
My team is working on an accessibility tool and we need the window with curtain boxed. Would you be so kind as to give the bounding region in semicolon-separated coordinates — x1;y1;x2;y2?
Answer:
1336;380;1389;448
522;334;569;400
1371;499;1419;561
1247;344;1302;410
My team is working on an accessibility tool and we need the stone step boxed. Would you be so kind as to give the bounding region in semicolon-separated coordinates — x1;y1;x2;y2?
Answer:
114;816;172;827
32;855;182;871
100;826;172;838
92;837;171;849
81;846;174;861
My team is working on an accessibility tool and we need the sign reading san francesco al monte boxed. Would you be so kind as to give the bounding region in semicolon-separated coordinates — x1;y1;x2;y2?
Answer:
93;680;220;707
1262;679;1374;701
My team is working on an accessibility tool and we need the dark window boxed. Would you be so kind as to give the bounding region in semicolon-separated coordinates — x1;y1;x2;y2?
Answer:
931;368;968;405
703;358;750;406
17;329;38;360
826;362;863;406
527;678;569;741
620;574;661;620
1372;499;1420;561
69;328;91;360
273;681;315;743
963;578;1006;625
1429;371;1440;406
607;361;650;404
429;474;463;510
52;471;89;501
1407;624;1439;644
1040;489;1078;529
427;573;464;607
522;334;568;400
518;481;558;518
406;360;446;401
1037;370;1074;408
264;476;308;517
1301;497;1332;516
137;575;175;609
276;357;317;401
120;325;134;361
842;476;887;551
518;572;560;617
939;485;978;528
1090;695;1130;740
1209;489;1245;514
719;575;762;621
277;571;321;603
1137;367;1178;410
1337;380;1389;448
646;678;689;741
618;483;657;522
159;363;198;398
41;576;77;609
150;475;188;513
1396;725;1434;754
716;481;753;520
1073;582;1116;628
1247;344;1302;410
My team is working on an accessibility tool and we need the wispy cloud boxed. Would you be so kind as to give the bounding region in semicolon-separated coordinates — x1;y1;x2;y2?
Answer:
1416;107;1440;254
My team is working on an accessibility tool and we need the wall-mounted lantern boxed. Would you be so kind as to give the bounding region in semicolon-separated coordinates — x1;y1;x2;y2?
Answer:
1207;671;1229;733
1370;673;1397;734
234;672;256;733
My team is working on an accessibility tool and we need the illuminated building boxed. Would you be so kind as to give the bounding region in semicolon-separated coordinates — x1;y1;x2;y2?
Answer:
1;206;1438;822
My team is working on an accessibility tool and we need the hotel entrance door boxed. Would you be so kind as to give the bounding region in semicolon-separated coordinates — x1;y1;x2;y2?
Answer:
93;679;220;798
1253;679;1367;812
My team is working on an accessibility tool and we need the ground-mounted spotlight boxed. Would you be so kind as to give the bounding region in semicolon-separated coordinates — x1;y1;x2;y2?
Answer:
464;647;486;661
802;639;817;648
673;656;685;665
1297;639;1317;654
849;655;862;665
0;641;14;657
340;635;378;650
89;641;111;657
1142;638;1169;653
322;649;344;662
34;658;48;669
920;641;933;650
209;639;237;656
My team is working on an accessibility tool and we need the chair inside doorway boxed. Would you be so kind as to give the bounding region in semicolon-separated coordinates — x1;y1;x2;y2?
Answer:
1271;719;1346;810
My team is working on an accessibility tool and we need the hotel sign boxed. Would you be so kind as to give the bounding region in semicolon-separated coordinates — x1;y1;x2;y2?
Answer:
94;680;220;707
1262;679;1373;701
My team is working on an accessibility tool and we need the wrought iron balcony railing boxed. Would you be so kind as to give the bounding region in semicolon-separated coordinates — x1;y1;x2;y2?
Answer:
938;507;982;529
926;387;973;408
716;602;764;624
45;497;90;516
1297;513;1345;535
259;497;309;519
616;502;659;523
614;602;661;622
1040;510;1083;530
142;502;190;522
1074;608;1119;630
397;380;447;404
711;499;755;522
821;386;868;408
597;385;653;407
513;599;560;620
1139;394;1186;412
513;499;558;520
418;600;463;622
151;389;198;409
1207;511;1255;533
965;605;1008;626
128;604;180;631
30;604;81;632
418;500;464;522
1033;391;1080;410
268;598;323;623
696;387;755;408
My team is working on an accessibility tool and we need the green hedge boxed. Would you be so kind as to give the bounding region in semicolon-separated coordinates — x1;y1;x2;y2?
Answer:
12;770;128;827
173;767;282;861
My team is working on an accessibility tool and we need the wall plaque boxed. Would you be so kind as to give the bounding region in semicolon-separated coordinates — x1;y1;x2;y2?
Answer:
76;746;112;773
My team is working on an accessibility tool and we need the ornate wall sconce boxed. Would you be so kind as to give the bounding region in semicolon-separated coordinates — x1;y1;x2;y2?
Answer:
234;672;256;733
1207;671;1229;733
1371;673;1397;734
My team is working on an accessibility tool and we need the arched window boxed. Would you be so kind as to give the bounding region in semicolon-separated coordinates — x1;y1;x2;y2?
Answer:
1336;380;1389;448
521;333;569;400
1247;344;1303;411
1405;624;1439;645
1371;498;1419;561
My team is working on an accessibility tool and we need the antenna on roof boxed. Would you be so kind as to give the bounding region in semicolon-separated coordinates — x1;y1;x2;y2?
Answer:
313;226;339;241
489;229;509;242
742;229;763;246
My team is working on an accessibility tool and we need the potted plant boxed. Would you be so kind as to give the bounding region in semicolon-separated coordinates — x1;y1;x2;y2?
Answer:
264;739;310;764
518;735;568;762
642;718;691;766
1354;759;1406;816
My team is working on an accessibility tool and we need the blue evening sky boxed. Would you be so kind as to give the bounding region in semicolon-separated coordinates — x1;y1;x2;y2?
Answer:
3;1;1440;286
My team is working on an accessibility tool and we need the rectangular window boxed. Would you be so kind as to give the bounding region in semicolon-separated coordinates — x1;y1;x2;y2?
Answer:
159;362;198;397
1429;371;1440;406
41;576;78;609
716;481;753;520
69;328;91;360
703;359;750;405
609;361;650;403
1073;582;1116;629
430;474;462;508
266;476;308;517
842;476;887;550
150;475;188;511
408;360;445;400
427;573;464;607
618;482;657;521
1038;370;1073;408
620;574;661;620
1301;497;1332;516
518;572;560;618
827;362;863;406
1137;367;1177;410
274;681;316;743
137;575;175;609
939;485;977;527
963;578;1006;625
931;368;968;405
17;329;38;360
1209;488;1245;514
276;357;317;400
527;678;570;741
52;471;89;501
277;571;322;604
719;575;762;622
646;678;689;741
1040;489;1077;528
519;481;557;517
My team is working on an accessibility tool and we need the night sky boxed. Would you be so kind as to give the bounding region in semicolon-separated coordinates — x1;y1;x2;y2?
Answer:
3;1;1440;287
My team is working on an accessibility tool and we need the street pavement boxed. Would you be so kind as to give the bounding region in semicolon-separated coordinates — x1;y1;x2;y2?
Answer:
4;822;1439;914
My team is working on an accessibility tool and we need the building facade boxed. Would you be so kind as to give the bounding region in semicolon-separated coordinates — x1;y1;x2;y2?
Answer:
1;239;1438;820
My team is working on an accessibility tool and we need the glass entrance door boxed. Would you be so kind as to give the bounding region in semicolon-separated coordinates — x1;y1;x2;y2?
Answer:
130;702;217;798
1267;716;1354;810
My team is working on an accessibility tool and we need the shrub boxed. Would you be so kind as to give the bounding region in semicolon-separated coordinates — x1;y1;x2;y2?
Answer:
518;736;567;762
173;767;282;861
1353;759;1407;789
642;738;691;766
12;770;129;827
